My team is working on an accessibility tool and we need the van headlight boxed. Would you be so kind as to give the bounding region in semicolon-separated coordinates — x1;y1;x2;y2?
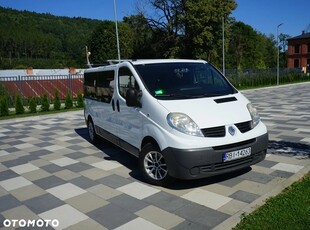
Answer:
167;113;203;137
247;103;260;128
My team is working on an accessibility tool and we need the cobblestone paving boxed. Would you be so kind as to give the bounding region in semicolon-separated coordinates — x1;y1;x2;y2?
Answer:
0;82;309;229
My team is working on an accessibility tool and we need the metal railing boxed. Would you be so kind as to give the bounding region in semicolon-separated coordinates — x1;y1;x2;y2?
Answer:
0;74;83;106
225;68;306;89
0;68;308;107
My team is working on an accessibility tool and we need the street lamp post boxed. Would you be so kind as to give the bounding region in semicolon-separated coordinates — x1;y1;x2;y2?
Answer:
222;17;225;76
113;0;121;61
277;23;283;85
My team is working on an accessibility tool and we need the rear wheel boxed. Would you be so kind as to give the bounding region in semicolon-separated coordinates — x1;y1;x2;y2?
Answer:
88;118;98;143
139;143;172;186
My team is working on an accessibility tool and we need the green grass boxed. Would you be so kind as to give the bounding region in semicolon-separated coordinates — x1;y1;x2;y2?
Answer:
234;172;310;230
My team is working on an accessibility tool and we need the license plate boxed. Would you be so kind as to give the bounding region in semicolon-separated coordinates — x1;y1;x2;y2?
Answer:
223;147;251;162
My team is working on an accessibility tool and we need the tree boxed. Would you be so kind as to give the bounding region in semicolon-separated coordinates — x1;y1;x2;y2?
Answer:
0;96;9;116
226;21;277;69
124;14;155;58
41;93;50;112
15;95;25;114
182;0;237;65
278;33;290;67
54;90;61;110
138;0;237;64
65;92;73;109
88;20;134;63
0;7;100;69
142;0;185;57
76;92;84;108
29;97;37;113
262;34;277;68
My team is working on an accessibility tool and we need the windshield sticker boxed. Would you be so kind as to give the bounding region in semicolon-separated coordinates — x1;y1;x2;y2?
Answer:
175;68;189;78
155;89;164;95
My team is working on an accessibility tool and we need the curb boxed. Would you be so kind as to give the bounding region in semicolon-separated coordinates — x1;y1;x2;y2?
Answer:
0;110;83;125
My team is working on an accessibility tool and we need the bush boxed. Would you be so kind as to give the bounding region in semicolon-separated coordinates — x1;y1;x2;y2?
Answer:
15;95;25;115
41;93;50;112
76;92;84;108
54;90;61;110
65;92;73;109
0;96;9;117
29;97;37;113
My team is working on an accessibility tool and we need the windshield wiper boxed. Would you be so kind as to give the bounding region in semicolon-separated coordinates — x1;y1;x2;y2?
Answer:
194;91;233;98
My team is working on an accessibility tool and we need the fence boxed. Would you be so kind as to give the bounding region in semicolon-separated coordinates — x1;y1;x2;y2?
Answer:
225;68;306;89
0;68;308;107
0;74;83;106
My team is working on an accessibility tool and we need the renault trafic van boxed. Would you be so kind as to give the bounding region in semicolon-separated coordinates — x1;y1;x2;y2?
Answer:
84;59;268;186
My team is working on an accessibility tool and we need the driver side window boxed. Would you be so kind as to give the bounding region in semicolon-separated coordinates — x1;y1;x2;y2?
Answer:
118;67;139;99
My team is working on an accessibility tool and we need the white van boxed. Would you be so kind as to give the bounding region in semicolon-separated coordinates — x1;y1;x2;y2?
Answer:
84;59;268;186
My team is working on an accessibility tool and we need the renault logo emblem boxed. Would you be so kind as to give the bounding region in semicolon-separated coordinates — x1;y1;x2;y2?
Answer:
228;126;235;136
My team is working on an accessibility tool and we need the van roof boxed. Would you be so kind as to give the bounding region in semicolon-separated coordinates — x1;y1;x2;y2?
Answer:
84;59;207;73
130;59;207;65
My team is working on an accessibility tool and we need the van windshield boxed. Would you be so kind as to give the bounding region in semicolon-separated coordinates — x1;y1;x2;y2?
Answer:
134;62;236;100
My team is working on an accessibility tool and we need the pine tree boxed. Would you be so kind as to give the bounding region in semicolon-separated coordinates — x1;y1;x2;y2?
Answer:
15;95;25;114
65;92;73;109
0;96;9;116
29;97;37;113
41;93;50;112
54;90;61;110
76;92;84;108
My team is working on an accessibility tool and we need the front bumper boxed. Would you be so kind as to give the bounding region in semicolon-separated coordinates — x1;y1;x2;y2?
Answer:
162;133;268;180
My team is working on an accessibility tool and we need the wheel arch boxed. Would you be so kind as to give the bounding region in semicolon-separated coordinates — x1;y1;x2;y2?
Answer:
86;115;93;124
141;136;159;151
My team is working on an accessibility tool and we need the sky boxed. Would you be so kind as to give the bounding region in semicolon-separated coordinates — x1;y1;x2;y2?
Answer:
0;0;309;37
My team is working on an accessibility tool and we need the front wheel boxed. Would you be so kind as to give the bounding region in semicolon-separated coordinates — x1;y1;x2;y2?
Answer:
139;143;172;186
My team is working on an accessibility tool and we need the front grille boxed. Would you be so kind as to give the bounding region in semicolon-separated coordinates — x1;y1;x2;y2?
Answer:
201;120;253;138
235;121;253;133
199;155;253;173
201;126;225;137
213;138;256;151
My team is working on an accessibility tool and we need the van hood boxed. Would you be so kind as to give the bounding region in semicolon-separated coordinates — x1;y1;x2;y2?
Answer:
157;93;252;129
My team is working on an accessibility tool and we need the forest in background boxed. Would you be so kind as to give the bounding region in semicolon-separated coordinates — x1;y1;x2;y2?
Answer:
0;7;100;69
0;1;288;70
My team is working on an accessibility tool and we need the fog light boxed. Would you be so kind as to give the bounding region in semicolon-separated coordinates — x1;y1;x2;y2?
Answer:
190;167;200;175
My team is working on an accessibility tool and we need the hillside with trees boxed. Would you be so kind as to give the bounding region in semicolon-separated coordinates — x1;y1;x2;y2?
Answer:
0;0;282;70
0;7;100;69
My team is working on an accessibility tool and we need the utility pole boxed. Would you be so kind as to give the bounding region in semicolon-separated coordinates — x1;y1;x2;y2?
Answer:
277;23;283;85
113;0;121;61
222;17;225;76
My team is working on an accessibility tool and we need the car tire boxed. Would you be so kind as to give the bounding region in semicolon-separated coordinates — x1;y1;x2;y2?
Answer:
88;118;98;143
139;142;172;186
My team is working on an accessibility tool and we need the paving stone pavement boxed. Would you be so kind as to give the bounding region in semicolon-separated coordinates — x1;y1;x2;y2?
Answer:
0;82;310;230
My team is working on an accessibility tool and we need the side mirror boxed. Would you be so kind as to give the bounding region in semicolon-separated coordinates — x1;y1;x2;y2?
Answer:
126;88;141;107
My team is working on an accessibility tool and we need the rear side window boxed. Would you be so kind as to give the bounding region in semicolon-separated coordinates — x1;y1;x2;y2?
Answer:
84;70;114;103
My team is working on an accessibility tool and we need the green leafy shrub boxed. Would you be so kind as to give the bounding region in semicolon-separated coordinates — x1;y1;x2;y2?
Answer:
65;92;73;109
54;90;61;110
0;96;9;116
29;97;37;113
76;92;84;108
15;95;25;114
41;93;50;112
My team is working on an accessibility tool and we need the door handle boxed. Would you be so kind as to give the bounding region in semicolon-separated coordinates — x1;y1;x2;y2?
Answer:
116;100;120;112
112;99;115;111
